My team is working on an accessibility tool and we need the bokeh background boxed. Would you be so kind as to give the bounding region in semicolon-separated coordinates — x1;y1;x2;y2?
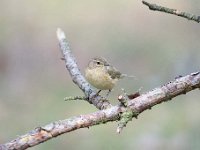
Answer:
0;0;200;150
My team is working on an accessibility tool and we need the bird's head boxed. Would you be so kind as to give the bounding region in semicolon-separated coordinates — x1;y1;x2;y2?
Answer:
87;57;110;69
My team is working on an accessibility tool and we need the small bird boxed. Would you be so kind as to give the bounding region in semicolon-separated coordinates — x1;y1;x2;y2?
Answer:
85;57;133;97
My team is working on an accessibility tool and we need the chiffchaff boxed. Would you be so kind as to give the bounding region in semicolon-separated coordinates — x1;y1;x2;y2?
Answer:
85;57;134;96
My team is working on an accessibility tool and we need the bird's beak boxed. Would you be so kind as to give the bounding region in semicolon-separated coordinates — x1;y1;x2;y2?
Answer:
104;63;110;66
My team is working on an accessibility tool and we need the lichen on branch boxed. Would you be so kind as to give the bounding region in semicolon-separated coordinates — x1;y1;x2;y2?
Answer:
1;29;200;150
142;1;200;23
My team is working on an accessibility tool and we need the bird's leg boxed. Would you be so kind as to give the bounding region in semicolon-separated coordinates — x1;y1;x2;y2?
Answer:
89;90;101;100
90;90;111;100
107;89;111;97
97;90;102;95
103;89;111;100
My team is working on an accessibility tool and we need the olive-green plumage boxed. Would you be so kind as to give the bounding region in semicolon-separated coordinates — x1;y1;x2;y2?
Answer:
85;57;127;91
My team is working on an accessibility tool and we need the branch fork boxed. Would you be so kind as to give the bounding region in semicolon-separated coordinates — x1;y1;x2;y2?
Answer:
1;29;200;150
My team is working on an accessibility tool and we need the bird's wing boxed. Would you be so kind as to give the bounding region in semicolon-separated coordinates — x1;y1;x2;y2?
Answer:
106;66;122;79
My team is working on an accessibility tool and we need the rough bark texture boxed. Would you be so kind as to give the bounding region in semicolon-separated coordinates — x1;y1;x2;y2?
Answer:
0;69;199;149
57;28;111;110
142;1;200;23
0;29;199;150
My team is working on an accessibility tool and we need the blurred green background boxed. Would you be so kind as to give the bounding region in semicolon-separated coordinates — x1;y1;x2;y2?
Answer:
0;0;200;150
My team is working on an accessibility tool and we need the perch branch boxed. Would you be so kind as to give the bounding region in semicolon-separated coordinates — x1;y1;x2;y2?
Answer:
1;71;200;150
142;1;200;23
57;28;111;110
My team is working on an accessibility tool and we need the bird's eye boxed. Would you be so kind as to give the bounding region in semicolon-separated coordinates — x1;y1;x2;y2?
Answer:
96;61;101;65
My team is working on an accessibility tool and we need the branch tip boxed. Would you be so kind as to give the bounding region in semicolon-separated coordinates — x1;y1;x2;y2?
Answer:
56;28;111;109
57;28;66;41
142;1;200;23
64;96;87;101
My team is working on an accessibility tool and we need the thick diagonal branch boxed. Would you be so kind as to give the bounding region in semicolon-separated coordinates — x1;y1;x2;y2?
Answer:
142;1;200;23
1;71;200;150
57;28;111;110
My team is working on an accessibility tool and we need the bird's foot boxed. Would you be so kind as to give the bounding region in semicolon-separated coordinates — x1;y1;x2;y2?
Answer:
87;90;101;100
100;89;111;100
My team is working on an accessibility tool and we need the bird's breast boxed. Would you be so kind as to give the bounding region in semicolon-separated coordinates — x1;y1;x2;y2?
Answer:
85;67;118;90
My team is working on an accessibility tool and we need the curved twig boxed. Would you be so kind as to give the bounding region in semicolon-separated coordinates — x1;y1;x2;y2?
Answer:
57;28;111;110
142;1;200;23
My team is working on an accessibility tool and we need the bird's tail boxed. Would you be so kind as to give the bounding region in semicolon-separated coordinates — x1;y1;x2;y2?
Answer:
120;74;137;79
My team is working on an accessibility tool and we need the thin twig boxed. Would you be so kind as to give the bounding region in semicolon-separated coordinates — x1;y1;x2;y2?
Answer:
1;71;200;149
142;1;200;23
64;96;87;101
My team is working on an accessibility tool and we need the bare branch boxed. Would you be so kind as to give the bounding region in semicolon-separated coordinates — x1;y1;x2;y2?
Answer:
142;1;200;23
64;96;87;101
57;28;111;110
1;29;199;149
1;71;200;150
